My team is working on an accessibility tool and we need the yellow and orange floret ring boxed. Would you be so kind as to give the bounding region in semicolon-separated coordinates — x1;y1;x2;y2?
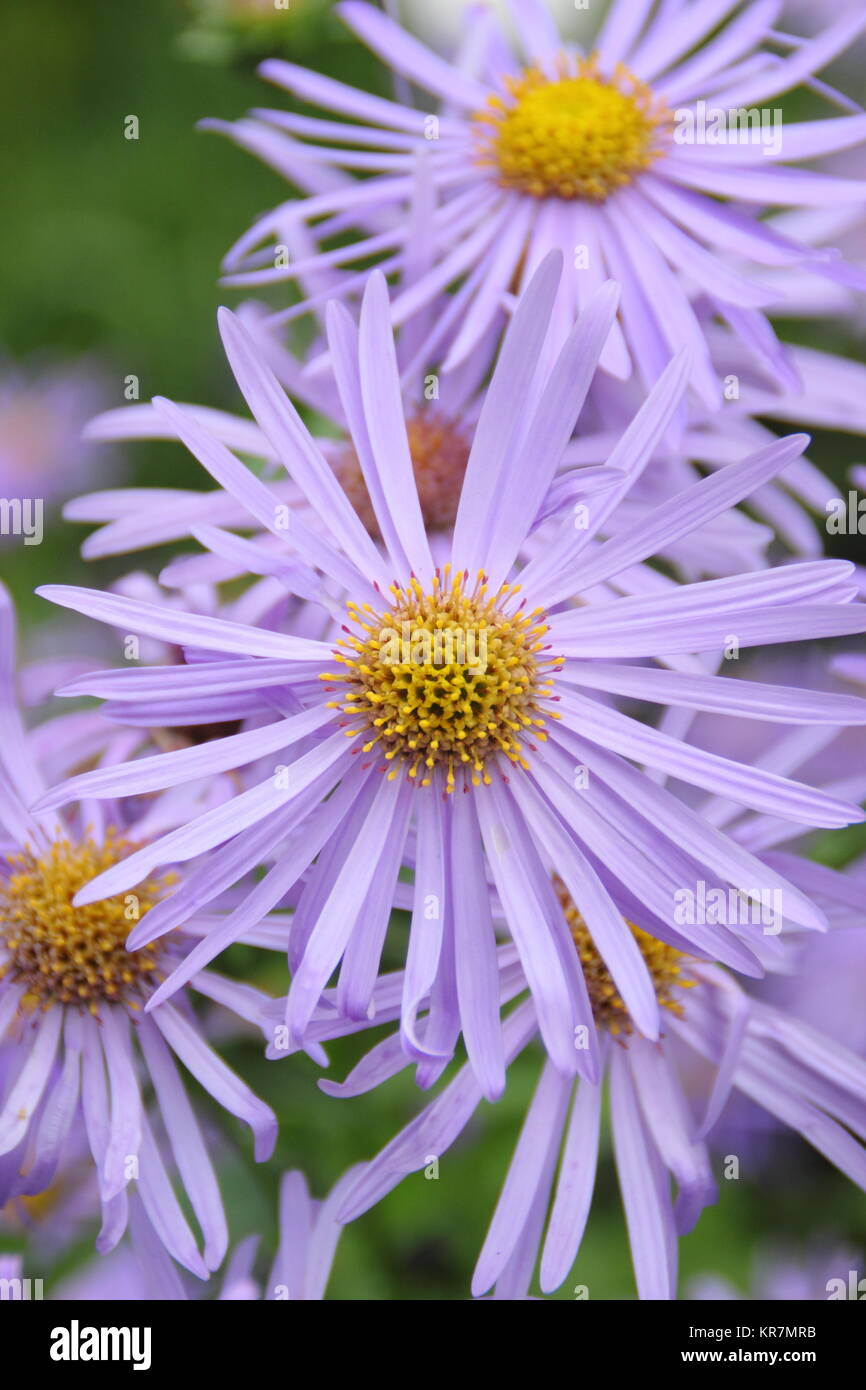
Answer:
0;830;174;1012
321;566;563;793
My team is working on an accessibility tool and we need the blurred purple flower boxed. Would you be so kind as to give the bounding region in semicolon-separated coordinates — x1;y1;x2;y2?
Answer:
0;360;119;506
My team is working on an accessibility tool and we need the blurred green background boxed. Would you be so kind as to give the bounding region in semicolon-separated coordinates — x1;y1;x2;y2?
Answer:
1;0;865;1300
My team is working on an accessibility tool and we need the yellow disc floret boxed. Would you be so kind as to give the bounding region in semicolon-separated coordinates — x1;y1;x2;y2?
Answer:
0;831;170;1011
555;876;694;1034
474;54;671;201
322;566;561;793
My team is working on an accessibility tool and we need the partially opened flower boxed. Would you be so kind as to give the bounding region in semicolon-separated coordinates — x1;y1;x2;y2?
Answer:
50;1166;358;1302
210;0;866;403
33;258;866;1106
219;1165;360;1301
0;582;277;1277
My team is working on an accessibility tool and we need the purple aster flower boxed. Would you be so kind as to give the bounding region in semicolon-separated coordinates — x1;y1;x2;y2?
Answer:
576;645;866;1170
32;258;866;1103
208;0;866;403
323;886;866;1300
0;582;277;1278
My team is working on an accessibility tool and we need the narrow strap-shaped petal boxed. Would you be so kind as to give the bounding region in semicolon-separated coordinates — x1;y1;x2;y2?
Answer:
529;740;765;974
0;1006;63;1156
483;281;621;587
37;584;333;663
217;308;390;588
59;658;325;703
552;725;828;932
401;779;448;1062
595;0;655;69
689;966;751;1140
18;1009;83;1195
337;999;538;1223
337;1;491;109
0;583;48;809
556;688;862;829
450;789;507;1100
268;1170;312;1299
708;6;866;109
337;776;414;1019
629;0;744;83
540;1070;603;1293
303;1164;365;1300
628;1037;717;1236
72;730;354;907
477;778;597;1081
137;1018;228;1271
656;0;782;103
357;272;434;581
286;772;411;1045
571;433;808;595
136;1112;209;1279
153;1002;277;1162
80;1018;129;1252
610;1044;677;1301
258;56;451;134
472;1058;572;1295
519;352;691;609
558;660;866;725
35;706;331;810
507;773;660;1040
127;760;340;950
504;0;561;65
327;298;420;581
452;251;562;574
100;1008;142;1201
149;765;374;1010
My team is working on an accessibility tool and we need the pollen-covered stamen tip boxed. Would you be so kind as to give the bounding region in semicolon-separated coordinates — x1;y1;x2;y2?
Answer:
321;565;561;793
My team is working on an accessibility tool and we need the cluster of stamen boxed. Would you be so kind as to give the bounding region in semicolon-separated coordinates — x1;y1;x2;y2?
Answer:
474;54;671;201
322;566;561;793
0;832;170;1011
337;410;471;539
555;877;694;1034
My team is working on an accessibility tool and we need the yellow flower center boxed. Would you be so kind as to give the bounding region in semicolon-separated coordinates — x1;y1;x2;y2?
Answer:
337;410;470;539
474;54;670;201
555;877;694;1033
322;567;561;793
0;832;170;1011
